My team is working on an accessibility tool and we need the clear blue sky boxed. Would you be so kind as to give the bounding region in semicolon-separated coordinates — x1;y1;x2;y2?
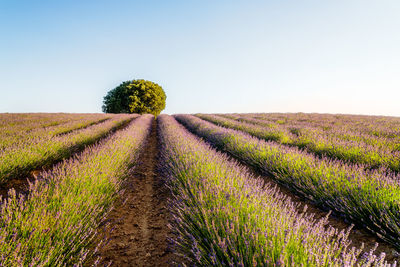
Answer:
1;0;399;116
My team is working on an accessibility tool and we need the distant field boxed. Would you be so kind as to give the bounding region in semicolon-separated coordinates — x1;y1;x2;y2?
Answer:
0;113;399;266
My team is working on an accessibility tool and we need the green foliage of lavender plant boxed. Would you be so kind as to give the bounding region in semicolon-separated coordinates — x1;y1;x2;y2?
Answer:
197;114;400;173
159;115;388;266
0;113;95;137
176;114;400;250
0;114;138;183
0;115;112;151
0;115;153;266
46;116;111;136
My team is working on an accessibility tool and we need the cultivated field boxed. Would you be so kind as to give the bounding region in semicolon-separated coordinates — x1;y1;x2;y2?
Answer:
1;113;400;266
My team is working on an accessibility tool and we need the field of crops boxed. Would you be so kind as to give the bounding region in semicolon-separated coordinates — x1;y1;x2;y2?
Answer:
1;113;400;266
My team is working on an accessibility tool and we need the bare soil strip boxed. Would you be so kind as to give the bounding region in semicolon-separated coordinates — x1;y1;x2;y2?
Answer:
182;127;400;263
0;118;135;200
93;119;174;266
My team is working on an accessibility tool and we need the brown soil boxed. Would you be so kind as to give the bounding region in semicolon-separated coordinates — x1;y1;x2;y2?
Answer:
0;175;31;200
92;119;175;266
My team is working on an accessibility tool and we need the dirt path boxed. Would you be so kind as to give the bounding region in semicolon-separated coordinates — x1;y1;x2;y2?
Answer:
93;119;174;266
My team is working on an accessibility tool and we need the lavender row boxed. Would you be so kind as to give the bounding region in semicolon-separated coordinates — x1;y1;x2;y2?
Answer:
247;113;400;140
217;113;400;161
175;114;400;250
0;114;136;183
0;114;153;265
0;113;79;133
231;113;400;152
158;114;390;266
0;113;108;138
0;114;113;150
198;114;400;173
42;115;111;136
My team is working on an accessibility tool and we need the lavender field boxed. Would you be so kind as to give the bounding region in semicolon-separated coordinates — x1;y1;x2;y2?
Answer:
1;113;400;266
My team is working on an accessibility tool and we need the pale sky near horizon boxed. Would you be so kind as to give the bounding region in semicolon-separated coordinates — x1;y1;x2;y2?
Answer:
0;0;399;116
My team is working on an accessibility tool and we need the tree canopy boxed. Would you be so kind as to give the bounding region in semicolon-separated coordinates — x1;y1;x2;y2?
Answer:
102;79;166;116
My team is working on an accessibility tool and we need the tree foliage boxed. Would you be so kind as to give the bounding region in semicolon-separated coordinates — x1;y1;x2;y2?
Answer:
102;79;166;116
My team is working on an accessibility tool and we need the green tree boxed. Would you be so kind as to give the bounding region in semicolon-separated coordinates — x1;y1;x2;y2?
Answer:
102;79;166;116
